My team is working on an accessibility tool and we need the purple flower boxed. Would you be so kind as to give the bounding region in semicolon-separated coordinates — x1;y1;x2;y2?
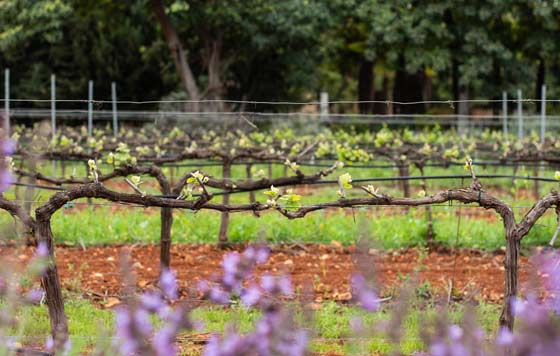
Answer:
153;325;178;356
2;139;15;156
198;279;211;293
496;326;514;346
241;286;261;307
134;309;153;335
448;324;463;341
45;336;54;352
203;332;251;356
141;291;165;313
351;273;379;312
209;287;231;305
243;246;270;264
114;307;140;355
261;273;276;293
25;288;44;303
160;268;178;300
36;242;49;258
0;170;14;192
277;275;293;296
534;251;560;313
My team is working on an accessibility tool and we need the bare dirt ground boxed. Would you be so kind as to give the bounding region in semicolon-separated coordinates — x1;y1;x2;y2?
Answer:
1;243;530;306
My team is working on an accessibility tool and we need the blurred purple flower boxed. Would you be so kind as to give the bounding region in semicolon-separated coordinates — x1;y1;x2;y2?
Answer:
114;306;143;355
496;326;514;346
241;285;261;307
36;241;49;258
2;139;15;156
0;170;14;192
209;286;231;305
203;332;252;356
153;325;178;356
141;291;165;313
134;309;153;335
261;273;275;292
351;273;380;312
243;246;270;265
160;268;178;300
535;250;560;313
25;288;44;303
277;275;293;296
447;324;463;341
45;336;54;352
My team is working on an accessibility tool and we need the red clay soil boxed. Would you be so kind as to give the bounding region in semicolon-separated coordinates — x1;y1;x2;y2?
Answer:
1;243;531;307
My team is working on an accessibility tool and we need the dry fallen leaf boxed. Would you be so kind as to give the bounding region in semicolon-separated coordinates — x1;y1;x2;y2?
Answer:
334;292;352;301
103;297;121;309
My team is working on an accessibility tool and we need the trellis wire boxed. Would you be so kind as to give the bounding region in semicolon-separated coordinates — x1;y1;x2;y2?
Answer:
11;173;560;195
5;98;560;105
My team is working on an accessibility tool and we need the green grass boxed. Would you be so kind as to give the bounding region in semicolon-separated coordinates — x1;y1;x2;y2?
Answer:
5;298;501;355
0;199;556;249
40;206;560;249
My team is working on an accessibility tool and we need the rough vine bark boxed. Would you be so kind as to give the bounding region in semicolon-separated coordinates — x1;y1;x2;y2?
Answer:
218;160;232;247
35;215;68;345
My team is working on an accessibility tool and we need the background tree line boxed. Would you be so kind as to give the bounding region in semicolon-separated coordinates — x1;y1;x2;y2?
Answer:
0;0;559;114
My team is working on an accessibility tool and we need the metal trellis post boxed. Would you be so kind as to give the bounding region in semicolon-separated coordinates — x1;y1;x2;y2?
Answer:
112;82;118;137
51;74;57;175
517;89;523;140
502;91;508;137
88;80;93;137
320;92;329;120
51;74;56;137
540;85;546;145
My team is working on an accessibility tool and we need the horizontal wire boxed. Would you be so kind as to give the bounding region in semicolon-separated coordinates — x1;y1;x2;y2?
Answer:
7;108;560;120
5;98;560;105
8;174;560;195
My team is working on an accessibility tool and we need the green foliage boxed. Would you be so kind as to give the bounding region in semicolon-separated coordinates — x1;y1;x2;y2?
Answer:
3;1;559;104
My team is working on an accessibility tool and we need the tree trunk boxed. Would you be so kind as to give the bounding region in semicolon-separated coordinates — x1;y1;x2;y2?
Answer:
373;76;389;115
499;233;520;330
451;57;460;112
205;36;225;112
35;218;68;345
358;59;374;114
218;161;231;247
151;0;201;111
393;54;426;115
492;59;502;115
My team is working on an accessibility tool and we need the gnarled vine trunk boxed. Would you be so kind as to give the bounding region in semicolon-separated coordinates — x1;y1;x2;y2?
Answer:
35;216;68;344
499;233;520;330
218;160;232;246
